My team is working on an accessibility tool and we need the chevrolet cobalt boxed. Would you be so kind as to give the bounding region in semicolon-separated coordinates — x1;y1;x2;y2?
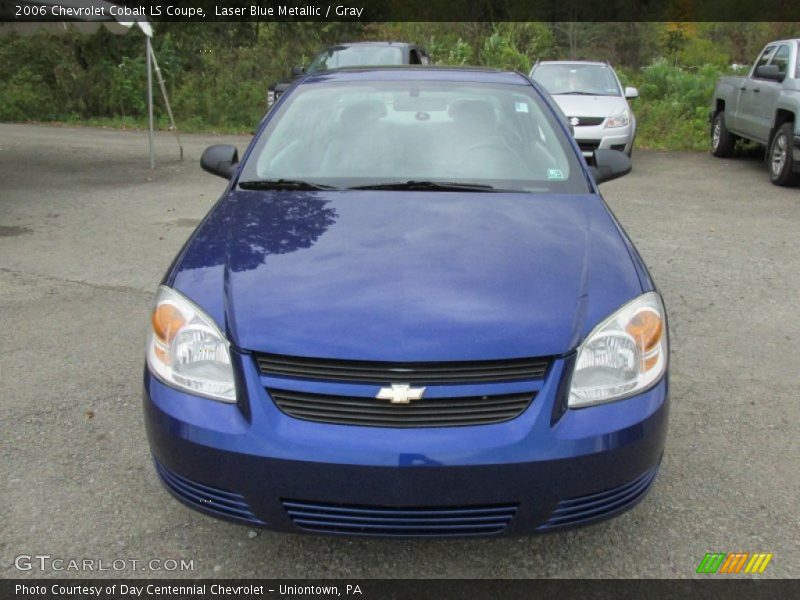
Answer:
144;67;668;537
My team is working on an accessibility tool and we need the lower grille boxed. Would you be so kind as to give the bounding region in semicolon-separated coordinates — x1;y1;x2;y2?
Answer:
537;467;658;531
569;116;605;127
269;388;535;427
283;499;517;537
576;139;601;153
154;460;264;525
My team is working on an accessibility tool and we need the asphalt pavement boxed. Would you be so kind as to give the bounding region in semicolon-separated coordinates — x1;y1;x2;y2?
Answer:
0;123;798;578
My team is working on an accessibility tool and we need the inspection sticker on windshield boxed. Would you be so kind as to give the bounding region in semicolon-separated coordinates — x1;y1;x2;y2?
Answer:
548;169;565;180
515;102;529;113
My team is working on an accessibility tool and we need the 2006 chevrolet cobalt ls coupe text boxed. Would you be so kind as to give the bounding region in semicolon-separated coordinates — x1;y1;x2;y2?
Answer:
144;67;668;537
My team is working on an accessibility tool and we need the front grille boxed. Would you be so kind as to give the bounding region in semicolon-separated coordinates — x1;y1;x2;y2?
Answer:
255;353;550;384
569;116;605;127
537;467;658;531
269;388;535;427
154;459;264;525
576;139;601;153
283;499;518;537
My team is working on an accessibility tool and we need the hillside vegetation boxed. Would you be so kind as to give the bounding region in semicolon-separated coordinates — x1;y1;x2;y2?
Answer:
0;22;793;150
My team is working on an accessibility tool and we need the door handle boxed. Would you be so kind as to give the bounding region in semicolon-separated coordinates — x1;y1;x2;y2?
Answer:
740;86;747;90
753;87;760;93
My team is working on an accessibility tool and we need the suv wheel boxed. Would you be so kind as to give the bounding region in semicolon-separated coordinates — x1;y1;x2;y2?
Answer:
711;111;736;157
768;123;799;187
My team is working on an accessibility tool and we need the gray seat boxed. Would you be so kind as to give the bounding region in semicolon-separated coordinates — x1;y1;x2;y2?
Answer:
320;100;392;175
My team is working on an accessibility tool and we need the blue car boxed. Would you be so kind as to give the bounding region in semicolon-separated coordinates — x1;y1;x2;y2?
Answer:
144;67;669;537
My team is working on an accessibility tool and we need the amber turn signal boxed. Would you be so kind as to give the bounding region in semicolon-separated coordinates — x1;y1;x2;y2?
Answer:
152;303;186;345
626;309;663;353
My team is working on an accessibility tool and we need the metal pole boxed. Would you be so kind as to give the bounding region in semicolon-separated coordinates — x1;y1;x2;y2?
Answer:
146;35;154;169
149;45;183;161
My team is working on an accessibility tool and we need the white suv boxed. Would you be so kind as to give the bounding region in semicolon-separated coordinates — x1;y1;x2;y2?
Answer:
530;61;638;158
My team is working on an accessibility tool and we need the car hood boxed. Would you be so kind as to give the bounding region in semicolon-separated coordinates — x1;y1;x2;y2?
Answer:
551;94;628;119
170;190;643;361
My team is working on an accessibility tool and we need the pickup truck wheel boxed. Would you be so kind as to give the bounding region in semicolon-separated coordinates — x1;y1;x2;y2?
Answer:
768;123;799;186
711;111;736;157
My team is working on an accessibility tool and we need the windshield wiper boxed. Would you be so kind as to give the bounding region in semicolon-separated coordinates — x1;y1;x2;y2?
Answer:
238;179;339;191
348;180;501;192
555;91;602;96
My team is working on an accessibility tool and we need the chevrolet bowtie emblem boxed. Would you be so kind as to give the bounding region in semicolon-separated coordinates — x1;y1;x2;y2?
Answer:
376;384;426;404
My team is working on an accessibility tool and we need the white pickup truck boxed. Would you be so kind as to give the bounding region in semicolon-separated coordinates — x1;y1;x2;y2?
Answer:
710;39;800;186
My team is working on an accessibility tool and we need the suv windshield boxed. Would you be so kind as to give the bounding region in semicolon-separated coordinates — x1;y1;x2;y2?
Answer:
532;64;621;97
307;45;404;73
241;80;588;194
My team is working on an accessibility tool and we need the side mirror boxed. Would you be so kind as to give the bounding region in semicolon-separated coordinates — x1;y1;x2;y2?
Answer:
624;86;639;99
290;66;305;77
754;64;784;82
590;149;632;184
201;145;239;180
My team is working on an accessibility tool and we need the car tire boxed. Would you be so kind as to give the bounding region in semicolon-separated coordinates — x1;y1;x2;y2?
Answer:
767;123;799;187
711;111;736;158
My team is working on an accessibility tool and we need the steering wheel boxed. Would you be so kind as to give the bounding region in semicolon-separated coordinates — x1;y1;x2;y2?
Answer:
463;140;514;155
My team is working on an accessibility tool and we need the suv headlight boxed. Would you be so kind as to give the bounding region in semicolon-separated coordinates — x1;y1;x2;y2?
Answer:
605;108;630;129
568;292;667;408
146;286;236;403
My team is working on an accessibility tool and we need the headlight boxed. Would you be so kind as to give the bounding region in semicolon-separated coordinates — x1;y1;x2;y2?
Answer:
605;109;630;129
146;286;236;403
568;292;667;408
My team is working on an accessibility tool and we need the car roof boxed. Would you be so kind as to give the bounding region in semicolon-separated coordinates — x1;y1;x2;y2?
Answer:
765;39;800;46
536;61;611;67
302;66;530;85
326;41;416;49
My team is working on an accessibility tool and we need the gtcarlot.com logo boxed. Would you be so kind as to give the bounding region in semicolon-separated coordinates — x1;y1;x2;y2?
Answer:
696;552;773;574
14;554;194;572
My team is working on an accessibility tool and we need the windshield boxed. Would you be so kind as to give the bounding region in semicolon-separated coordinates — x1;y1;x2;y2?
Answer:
532;64;621;97
307;46;404;73
241;80;588;194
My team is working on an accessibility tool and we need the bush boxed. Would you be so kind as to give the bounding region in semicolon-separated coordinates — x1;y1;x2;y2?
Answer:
427;37;473;66
0;66;55;121
480;23;554;72
626;60;730;151
0;23;755;150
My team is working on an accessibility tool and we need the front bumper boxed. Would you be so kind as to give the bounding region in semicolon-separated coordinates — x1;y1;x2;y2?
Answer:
144;351;669;537
573;122;635;157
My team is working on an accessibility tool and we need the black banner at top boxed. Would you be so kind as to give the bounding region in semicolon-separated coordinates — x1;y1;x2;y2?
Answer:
3;0;800;22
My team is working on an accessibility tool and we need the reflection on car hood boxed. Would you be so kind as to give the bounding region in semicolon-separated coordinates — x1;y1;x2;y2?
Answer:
169;190;643;361
551;95;629;119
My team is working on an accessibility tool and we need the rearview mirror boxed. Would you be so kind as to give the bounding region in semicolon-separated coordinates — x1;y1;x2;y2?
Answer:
754;64;784;82
290;66;305;77
201;145;239;180
590;149;632;184
624;86;639;99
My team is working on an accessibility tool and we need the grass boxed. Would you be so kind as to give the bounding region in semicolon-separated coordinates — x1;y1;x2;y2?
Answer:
24;115;255;135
